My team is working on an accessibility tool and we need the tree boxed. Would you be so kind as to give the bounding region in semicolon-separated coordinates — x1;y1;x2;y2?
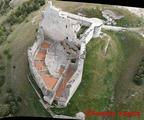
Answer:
0;65;5;70
9;101;16;107
0;54;2;59
0;104;10;116
4;93;15;103
6;88;12;93
16;96;22;103
137;68;143;75
9;101;18;114
3;49;9;55
133;77;143;85
0;75;5;87
11;105;18;114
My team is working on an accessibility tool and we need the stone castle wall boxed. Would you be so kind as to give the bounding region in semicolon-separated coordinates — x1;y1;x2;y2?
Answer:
27;1;103;107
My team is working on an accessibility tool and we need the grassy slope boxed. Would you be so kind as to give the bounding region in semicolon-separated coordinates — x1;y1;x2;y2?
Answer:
0;0;87;117
52;31;144;120
70;3;144;27
52;32;121;118
0;0;144;119
110;31;144;120
0;0;28;24
52;0;144;28
0;5;50;117
106;7;144;27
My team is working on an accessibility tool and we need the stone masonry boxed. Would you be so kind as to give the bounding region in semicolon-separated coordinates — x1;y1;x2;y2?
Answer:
27;1;103;108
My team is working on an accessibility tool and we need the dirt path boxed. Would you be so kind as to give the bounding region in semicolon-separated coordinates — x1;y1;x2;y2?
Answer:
102;25;142;31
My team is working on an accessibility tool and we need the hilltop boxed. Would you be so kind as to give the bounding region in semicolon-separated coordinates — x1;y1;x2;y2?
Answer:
0;0;144;120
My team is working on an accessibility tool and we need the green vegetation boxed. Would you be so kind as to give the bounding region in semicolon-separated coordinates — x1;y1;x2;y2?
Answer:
133;56;144;85
116;16;144;27
0;54;2;59
0;88;21;117
52;30;124;119
0;20;50;117
0;75;5;87
52;30;144;120
0;65;5;70
3;49;12;60
26;63;44;98
73;7;104;19
0;0;45;45
77;26;88;39
0;0;50;117
0;25;12;45
106;7;144;27
6;0;45;25
7;54;12;60
73;6;144;27
0;0;11;15
3;49;10;55
110;31;144;120
0;0;144;118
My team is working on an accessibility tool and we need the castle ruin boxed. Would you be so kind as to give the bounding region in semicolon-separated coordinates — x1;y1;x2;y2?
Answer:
27;1;103;107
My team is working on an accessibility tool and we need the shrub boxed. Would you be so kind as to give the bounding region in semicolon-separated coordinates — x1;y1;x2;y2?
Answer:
77;26;88;39
16;96;22;103
0;65;5;70
9;101;18;114
6;88;13;93
133;77;143;85
0;104;10;116
133;56;144;85
7;54;12;60
141;56;144;61
0;0;11;15
13;66;16;69
0;26;12;45
0;54;2;59
35;28;38;32
0;87;20;116
6;0;45;25
5;94;15;103
11;105;18;114
0;75;5;87
3;49;9;55
9;101;16;107
2;92;20;116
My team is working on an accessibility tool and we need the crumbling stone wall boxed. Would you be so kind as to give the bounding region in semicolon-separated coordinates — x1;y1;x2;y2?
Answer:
27;1;104;108
40;2;76;42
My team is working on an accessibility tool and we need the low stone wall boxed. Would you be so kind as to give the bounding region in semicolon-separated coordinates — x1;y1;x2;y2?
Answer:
57;41;86;106
27;69;85;120
27;25;56;104
59;22;102;106
28;48;55;104
53;61;70;91
80;24;95;44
